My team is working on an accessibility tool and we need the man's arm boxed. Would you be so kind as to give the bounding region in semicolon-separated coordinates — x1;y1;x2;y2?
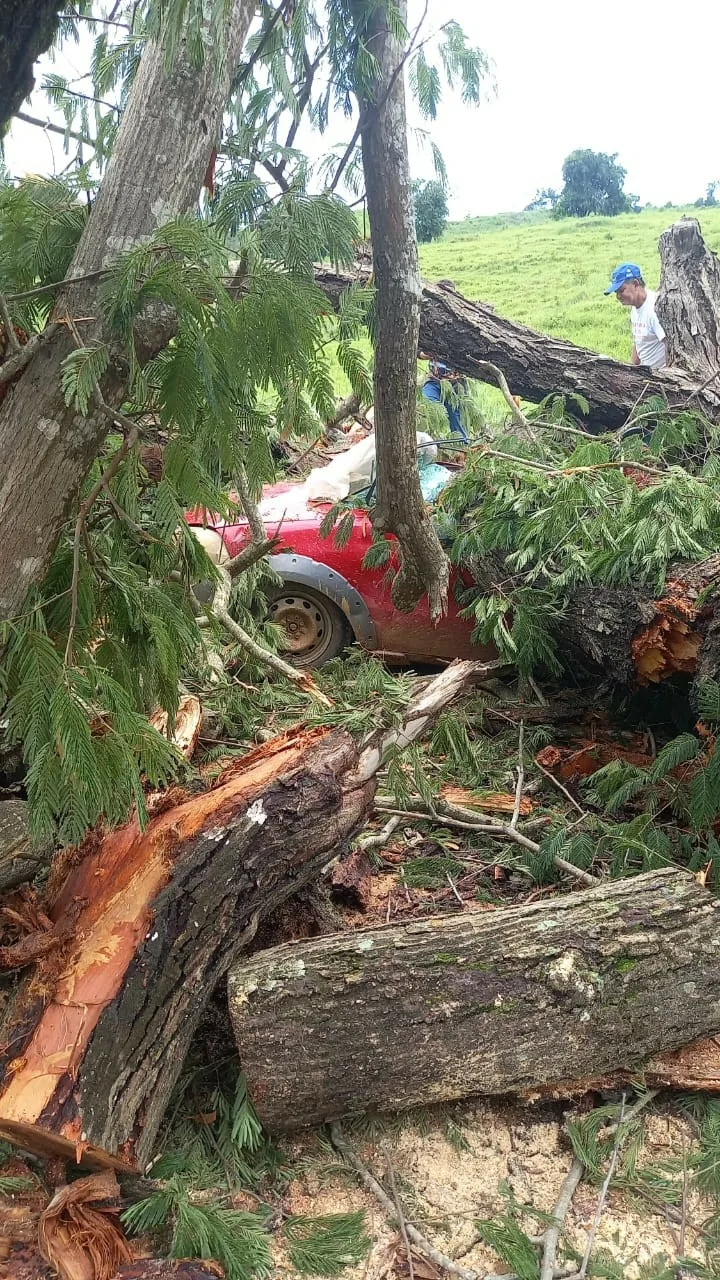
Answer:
631;342;640;365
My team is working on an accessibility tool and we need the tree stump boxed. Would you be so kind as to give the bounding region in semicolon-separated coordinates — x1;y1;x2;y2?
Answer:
658;217;720;380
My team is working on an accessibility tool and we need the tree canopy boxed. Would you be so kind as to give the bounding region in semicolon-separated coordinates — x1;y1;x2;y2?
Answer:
553;148;636;218
413;179;449;242
0;0;488;842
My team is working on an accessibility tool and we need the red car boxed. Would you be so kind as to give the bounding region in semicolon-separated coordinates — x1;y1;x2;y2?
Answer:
187;481;495;668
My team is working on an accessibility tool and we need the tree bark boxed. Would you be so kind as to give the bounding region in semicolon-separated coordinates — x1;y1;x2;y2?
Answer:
0;0;64;133
354;0;449;618
0;801;52;893
0;0;255;625
0;660;485;1168
657;217;720;381
0;727;372;1170
314;269;720;433
227;868;720;1132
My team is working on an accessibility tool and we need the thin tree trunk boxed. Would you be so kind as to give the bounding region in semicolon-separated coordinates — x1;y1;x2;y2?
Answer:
227;868;720;1131
354;0;449;618
0;0;255;625
315;269;720;432
0;660;486;1169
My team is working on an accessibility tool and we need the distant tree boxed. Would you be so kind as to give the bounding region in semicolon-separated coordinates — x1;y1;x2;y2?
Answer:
525;187;558;212
553;149;635;218
413;179;449;242
696;181;718;208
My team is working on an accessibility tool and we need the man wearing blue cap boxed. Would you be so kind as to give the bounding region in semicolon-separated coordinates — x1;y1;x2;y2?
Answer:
604;263;667;369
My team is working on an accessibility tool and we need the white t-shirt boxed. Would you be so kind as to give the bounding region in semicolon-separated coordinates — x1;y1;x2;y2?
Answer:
631;290;666;368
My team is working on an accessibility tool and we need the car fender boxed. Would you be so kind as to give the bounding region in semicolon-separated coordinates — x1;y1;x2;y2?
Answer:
268;552;377;649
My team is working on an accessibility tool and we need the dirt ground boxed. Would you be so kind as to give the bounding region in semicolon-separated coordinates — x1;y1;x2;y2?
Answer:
278;1097;702;1279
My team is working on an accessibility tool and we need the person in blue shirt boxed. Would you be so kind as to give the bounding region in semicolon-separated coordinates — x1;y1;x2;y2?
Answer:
421;358;469;441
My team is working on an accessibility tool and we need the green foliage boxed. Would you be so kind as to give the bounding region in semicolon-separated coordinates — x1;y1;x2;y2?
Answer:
61;342;111;415
0;169;369;840
442;413;720;682
122;1066;367;1280
475;1213;540;1280
403;854;465;889
413;179;449;243
283;1212;371;1275
553;149;636;219
124;1179;273;1280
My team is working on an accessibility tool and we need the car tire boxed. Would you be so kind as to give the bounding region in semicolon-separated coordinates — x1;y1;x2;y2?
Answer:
267;585;352;669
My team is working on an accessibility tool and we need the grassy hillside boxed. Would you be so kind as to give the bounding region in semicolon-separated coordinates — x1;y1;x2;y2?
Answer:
418;207;720;361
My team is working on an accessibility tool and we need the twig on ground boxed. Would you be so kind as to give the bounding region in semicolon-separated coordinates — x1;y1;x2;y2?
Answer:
534;759;588;818
574;1095;626;1280
599;1088;658;1138
330;1124;476;1280
540;1157;584;1280
446;871;464;906
381;1143;414;1280
358;814;403;851
373;795;598;887
510;720;525;831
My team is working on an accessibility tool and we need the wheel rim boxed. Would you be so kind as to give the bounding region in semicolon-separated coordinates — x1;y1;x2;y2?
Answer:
269;592;336;664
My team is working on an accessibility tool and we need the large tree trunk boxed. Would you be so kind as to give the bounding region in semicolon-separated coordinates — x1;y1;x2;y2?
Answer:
0;0;64;132
227;868;720;1132
0;727;372;1170
354;0;449;618
314;266;720;433
0;660;484;1169
657;217;720;380
0;0;255;624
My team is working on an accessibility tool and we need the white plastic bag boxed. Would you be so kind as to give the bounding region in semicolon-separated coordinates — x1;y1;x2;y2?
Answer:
303;431;437;502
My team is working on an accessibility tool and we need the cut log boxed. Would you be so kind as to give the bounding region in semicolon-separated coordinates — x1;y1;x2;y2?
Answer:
227;868;720;1131
315;252;720;434
0;661;485;1169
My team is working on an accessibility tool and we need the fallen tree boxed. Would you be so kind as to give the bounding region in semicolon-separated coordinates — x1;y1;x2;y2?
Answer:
227;868;720;1132
0;660;484;1169
315;219;720;433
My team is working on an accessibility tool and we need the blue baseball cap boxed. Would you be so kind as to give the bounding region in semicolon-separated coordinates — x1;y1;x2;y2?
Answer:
604;262;642;294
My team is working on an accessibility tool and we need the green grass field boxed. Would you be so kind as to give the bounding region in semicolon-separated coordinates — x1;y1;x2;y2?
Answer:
418;206;720;361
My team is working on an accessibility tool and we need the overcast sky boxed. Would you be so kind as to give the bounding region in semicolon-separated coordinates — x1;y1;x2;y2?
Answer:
4;0;719;218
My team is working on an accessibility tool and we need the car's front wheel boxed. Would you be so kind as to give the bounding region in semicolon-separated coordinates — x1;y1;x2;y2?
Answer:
268;585;351;668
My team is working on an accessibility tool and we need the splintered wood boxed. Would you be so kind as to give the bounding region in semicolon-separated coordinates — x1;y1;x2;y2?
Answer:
0;725;373;1169
632;582;702;684
38;1172;131;1280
